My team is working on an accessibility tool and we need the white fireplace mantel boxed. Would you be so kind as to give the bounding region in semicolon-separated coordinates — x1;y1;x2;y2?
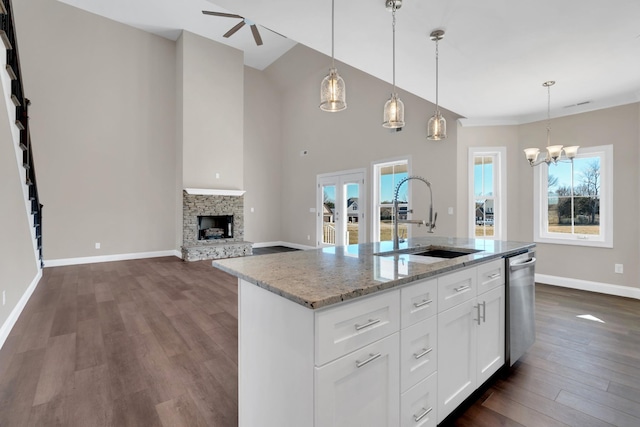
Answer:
184;188;246;196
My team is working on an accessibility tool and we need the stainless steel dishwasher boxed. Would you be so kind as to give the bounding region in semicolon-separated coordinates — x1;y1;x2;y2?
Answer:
505;250;536;366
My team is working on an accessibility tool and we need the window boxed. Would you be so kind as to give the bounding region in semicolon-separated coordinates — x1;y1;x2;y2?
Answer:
372;158;409;242
534;145;613;247
469;147;506;240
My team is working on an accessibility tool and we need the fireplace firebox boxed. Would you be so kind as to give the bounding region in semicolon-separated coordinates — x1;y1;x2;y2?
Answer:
198;215;233;240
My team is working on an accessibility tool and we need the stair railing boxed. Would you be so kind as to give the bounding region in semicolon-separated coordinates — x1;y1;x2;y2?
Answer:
1;0;44;266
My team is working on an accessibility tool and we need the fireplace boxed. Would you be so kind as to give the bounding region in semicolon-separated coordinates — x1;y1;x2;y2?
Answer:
198;215;233;240
181;190;252;261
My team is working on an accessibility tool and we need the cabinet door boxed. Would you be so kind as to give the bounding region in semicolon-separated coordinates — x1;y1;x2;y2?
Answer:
437;299;477;423
315;333;400;427
477;285;505;384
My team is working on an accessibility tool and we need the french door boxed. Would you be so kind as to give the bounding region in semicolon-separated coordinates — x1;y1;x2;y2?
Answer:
317;170;366;247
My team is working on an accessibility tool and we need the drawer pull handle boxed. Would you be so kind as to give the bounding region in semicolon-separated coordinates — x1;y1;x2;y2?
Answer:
413;298;433;308
355;318;381;331
413;347;433;360
488;272;501;279
355;352;382;368
413;406;433;422
454;285;470;293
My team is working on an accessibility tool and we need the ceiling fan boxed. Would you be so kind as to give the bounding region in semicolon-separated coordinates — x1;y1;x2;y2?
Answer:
202;10;281;46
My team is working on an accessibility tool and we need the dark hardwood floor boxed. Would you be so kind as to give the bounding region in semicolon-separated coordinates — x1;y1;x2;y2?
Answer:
0;253;638;426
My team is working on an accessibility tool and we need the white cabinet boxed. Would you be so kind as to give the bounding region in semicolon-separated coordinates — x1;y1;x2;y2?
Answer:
401;372;437;427
437;298;478;420
477;285;505;384
315;333;400;427
437;261;506;423
238;257;506;427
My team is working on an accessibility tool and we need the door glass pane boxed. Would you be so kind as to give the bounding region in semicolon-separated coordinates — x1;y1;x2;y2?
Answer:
322;185;336;245
483;157;494;196
345;183;360;245
475;199;494;237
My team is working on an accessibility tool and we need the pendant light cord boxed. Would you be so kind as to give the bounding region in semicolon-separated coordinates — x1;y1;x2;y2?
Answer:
392;2;396;93
546;83;551;147
435;36;439;113
331;0;335;68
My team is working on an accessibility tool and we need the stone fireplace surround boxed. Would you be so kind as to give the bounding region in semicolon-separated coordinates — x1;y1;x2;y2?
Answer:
181;189;252;261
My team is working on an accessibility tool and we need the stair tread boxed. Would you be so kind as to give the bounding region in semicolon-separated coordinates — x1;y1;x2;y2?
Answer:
0;30;12;50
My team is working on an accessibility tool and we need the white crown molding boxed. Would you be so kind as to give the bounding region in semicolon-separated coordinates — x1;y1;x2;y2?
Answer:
536;273;640;300
184;188;246;196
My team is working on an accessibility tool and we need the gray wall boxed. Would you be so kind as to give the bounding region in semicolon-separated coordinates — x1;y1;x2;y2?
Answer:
264;45;461;246
0;78;39;334
459;103;640;289
179;31;244;190
15;0;178;260
243;67;283;243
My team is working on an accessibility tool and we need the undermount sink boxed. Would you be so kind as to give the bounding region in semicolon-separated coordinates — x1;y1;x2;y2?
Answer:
409;249;477;258
375;245;482;259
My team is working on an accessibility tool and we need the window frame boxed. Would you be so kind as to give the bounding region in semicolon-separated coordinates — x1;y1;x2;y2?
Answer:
372;157;411;243
533;144;613;248
468;147;507;240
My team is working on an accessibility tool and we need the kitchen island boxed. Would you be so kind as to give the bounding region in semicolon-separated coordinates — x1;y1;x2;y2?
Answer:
213;236;535;427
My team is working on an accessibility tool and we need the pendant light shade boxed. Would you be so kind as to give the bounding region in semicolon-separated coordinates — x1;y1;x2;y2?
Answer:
320;68;346;112
427;29;446;140
383;93;405;128
320;0;346;112
524;81;579;166
382;0;404;129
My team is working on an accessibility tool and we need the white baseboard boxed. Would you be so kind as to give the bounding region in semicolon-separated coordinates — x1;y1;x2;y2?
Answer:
0;269;42;350
252;241;316;251
44;249;182;267
536;273;640;300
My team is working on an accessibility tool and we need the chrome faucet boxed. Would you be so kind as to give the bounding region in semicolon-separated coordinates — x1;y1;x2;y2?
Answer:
393;176;437;250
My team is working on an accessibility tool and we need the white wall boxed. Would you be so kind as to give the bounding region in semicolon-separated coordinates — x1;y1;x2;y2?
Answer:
264;45;461;246
179;31;244;190
14;0;178;261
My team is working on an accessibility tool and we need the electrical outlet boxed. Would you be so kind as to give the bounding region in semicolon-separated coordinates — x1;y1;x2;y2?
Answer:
448;207;454;215
307;235;311;240
250;207;254;213
2;291;5;306
615;264;623;274
215;173;220;179
95;242;101;249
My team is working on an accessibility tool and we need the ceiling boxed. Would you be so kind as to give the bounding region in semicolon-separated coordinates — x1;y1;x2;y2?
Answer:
59;0;640;125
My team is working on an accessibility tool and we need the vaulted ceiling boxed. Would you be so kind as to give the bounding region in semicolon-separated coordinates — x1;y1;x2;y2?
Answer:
59;0;640;124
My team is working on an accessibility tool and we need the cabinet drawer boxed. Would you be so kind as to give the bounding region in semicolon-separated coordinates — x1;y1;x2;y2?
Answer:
437;267;476;312
400;316;437;393
315;333;400;427
401;372;437;427
477;258;505;295
400;278;437;328
315;290;400;366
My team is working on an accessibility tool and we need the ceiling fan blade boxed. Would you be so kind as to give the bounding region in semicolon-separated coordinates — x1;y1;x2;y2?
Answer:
223;21;246;38
250;24;263;46
202;11;243;19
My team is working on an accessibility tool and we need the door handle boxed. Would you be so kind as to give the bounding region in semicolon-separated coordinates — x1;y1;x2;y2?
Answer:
355;318;381;331
473;304;481;325
413;298;433;308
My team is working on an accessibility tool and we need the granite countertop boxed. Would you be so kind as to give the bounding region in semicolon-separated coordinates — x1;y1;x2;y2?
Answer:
212;236;535;310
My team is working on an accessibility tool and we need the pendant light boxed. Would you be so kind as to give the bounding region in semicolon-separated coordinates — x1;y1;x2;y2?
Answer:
320;0;346;112
427;29;446;140
382;0;404;129
524;81;579;166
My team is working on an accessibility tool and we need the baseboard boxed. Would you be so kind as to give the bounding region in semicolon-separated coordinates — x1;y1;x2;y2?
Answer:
536;273;640;300
0;269;42;350
44;249;182;267
253;241;316;251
